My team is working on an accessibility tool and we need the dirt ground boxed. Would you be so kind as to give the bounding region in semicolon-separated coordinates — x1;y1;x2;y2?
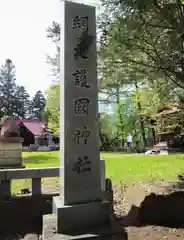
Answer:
41;180;184;239
3;180;184;239
125;226;184;240
113;180;184;239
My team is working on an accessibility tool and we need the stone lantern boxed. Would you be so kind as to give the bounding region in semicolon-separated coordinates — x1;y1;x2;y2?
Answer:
0;117;24;168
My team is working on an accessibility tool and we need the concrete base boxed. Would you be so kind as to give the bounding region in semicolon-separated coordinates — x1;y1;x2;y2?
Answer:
43;214;127;239
52;196;111;233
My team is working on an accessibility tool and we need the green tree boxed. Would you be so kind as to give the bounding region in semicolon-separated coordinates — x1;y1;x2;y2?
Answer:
99;36;150;148
100;0;184;88
98;0;184;148
45;84;60;135
0;59;19;117
46;21;60;78
14;85;31;118
31;90;46;120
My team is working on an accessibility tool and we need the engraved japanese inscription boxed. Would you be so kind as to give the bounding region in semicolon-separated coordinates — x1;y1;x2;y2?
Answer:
73;30;94;60
72;16;88;30
74;98;90;116
72;156;92;174
72;69;90;88
70;12;95;177
73;126;91;144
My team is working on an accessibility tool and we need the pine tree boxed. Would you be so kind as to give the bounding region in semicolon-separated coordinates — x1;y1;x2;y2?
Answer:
31;90;46;120
14;85;31;118
0;59;17;117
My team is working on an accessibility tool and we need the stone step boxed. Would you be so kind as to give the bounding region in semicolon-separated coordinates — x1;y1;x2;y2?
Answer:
42;214;127;240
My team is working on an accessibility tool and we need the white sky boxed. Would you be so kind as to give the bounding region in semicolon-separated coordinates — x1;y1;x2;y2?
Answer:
0;0;100;97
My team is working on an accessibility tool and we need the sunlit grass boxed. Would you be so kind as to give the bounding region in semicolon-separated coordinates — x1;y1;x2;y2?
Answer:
11;152;184;194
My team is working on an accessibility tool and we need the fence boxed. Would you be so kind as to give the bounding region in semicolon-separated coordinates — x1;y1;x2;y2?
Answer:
0;167;60;199
0;161;109;201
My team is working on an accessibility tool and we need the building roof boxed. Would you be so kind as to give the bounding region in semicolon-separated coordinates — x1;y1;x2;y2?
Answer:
19;120;43;136
155;107;180;118
1;119;44;137
153;102;181;118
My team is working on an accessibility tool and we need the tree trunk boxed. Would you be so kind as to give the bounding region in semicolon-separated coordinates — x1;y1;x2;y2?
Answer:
116;85;124;149
133;123;140;153
135;81;147;147
150;119;156;145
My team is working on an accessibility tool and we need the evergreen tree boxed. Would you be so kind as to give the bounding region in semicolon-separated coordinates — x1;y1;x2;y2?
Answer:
0;59;18;117
14;85;31;118
31;90;46;120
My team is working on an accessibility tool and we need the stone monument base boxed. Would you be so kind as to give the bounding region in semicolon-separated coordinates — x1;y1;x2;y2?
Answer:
43;213;126;240
52;196;110;233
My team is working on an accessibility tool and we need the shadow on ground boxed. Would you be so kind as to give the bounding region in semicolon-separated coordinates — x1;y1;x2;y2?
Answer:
167;180;184;193
0;194;58;239
0;193;128;240
4;180;184;239
119;189;184;229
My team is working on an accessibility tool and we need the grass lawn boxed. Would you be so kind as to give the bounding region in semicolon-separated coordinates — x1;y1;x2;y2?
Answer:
11;152;184;194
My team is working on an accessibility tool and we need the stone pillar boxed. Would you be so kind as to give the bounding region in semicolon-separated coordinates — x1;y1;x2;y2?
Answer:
48;134;52;146
53;0;110;234
34;136;39;145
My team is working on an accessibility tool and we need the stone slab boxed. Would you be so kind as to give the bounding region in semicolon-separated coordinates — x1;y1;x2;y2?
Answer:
4;164;25;169
0;167;59;180
52;196;110;233
43;214;127;240
60;0;101;205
